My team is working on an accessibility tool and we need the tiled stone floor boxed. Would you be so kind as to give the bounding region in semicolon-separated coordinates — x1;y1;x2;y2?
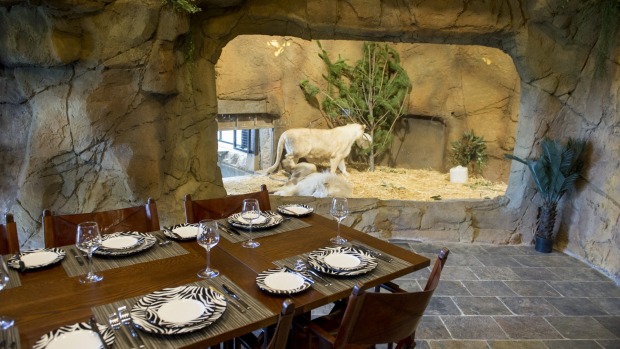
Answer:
314;241;620;349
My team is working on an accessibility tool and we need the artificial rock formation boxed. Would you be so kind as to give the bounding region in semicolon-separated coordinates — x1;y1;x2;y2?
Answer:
0;0;618;283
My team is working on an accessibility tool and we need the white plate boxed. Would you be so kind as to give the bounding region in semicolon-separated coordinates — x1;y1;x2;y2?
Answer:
101;235;140;250
277;204;313;216
158;299;206;324
163;223;199;241
8;248;65;270
93;233;156;257
131;285;226;334
323;252;362;270
32;322;115;349
256;268;312;294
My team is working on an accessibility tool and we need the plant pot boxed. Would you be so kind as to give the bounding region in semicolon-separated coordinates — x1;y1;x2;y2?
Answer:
534;236;553;253
449;166;468;183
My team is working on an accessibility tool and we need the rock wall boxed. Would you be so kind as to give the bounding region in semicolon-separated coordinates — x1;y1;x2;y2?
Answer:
0;0;618;282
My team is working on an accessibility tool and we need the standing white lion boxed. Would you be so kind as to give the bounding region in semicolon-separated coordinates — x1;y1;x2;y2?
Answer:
261;123;371;176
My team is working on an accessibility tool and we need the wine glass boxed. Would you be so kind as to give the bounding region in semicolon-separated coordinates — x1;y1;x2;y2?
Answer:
0;259;14;330
330;197;349;245
76;221;103;284
241;199;261;248
197;219;220;279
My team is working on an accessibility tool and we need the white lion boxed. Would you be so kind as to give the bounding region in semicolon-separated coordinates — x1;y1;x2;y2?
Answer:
262;123;371;176
273;172;353;198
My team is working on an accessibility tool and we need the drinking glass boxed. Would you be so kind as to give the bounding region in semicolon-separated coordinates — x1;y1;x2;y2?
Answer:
197;219;220;279
330;197;349;245
241;198;261;248
76;221;103;284
0;259;14;329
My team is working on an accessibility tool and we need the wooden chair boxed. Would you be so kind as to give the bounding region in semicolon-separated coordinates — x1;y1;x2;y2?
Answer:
42;198;160;248
0;213;20;255
238;299;295;349
184;185;271;223
302;248;450;349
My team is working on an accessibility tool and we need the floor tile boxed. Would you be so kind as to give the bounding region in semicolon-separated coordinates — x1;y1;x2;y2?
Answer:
597;339;620;349
416;316;451;340
441;315;507;339
426;296;462;315
593;316;620;338
543;340;605;348
548;267;610;282
397;267;431;280
511;267;561;281
547;282;620;298
389;279;423;292
462;281;517;297
546;316;617;339
470;267;521;281
440;267;480;281
482;245;529;255
445;254;485;267
434;281;472;296
428;340;490;349
511;255;586;268
488;340;547;349
494;316;562;339
503;280;561;297
473;254;523;267
453;297;512;315
590;298;620;315
546;297;609;316
499;297;562;316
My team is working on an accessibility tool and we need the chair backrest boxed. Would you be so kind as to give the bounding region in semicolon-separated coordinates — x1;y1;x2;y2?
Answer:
267;298;295;349
184;185;271;223
42;198;160;248
333;248;450;348
0;213;20;255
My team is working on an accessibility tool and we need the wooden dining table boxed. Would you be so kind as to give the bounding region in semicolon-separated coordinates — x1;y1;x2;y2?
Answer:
0;212;430;349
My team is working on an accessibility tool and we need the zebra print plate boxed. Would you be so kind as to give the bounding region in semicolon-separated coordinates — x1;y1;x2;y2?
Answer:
164;223;200;241
130;285;227;335
277;204;314;217
256;268;312;294
32;321;114;349
93;232;156;257
307;246;377;276
8;248;65;270
228;211;284;230
99;232;145;250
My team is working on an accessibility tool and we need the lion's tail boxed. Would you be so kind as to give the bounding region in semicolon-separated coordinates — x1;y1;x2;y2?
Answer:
259;131;286;175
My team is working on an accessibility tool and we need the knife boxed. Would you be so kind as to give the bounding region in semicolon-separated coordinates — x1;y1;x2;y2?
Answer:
221;222;241;235
71;247;85;266
89;317;110;349
283;265;316;285
352;244;393;263
222;284;251;309
209;286;245;313
220;225;240;236
306;269;332;286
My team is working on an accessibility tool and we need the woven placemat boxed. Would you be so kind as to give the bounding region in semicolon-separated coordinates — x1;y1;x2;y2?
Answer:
2;254;21;289
273;241;413;295
62;231;190;277
91;275;276;349
219;217;311;243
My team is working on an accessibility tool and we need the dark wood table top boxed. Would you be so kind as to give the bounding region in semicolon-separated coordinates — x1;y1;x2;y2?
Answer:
0;213;430;348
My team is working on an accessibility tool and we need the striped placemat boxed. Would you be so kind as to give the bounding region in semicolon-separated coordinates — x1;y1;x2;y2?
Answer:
62;231;190;277
219;216;311;243
273;242;413;296
91;275;276;349
2;254;21;289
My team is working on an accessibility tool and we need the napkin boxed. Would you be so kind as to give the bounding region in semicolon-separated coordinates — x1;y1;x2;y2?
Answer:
282;206;309;215
174;226;199;238
237;214;267;225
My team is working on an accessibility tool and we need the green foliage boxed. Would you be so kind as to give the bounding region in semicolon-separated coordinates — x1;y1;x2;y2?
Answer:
450;130;488;174
505;138;587;239
299;42;411;171
161;0;201;14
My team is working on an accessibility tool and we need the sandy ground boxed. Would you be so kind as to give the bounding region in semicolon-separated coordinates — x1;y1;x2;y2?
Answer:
223;166;507;201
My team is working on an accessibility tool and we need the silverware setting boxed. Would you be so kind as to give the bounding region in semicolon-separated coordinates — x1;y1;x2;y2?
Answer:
209;286;246;313
352;243;393;263
108;313;137;349
89;317;110;349
294;259;332;286
118;306;146;349
222;284;251;309
156;235;171;247
71;246;85;266
219;223;241;236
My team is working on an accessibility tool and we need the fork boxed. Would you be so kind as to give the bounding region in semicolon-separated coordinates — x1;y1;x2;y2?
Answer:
118;306;146;349
294;259;332;286
108;313;136;349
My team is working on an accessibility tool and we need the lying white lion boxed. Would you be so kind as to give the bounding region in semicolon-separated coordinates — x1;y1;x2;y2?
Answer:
262;123;371;176
273;172;353;198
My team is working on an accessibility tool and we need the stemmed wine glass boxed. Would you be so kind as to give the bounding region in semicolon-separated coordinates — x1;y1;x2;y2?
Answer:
241;199;261;248
197;219;220;279
76;221;103;284
0;259;15;330
330;197;349;245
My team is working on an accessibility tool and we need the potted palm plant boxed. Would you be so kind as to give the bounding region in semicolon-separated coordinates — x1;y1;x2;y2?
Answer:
505;137;587;252
450;130;488;183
